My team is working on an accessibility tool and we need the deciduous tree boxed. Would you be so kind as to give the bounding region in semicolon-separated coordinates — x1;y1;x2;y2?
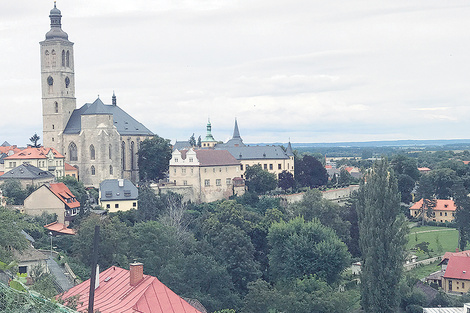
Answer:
356;159;407;313
244;164;277;194
138;135;172;182
294;155;328;188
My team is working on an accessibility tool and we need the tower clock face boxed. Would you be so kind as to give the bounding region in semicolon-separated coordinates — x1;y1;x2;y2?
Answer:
65;76;70;88
47;76;54;86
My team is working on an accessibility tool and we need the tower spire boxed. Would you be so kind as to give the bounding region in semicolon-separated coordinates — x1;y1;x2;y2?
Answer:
233;118;241;139
45;2;69;40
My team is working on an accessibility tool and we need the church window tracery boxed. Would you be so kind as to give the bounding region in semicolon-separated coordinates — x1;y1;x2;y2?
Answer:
109;144;112;159
110;165;113;175
121;141;126;170
69;142;78;161
66;50;70;67
54;102;58;113
90;145;95;160
61;50;65;66
91;166;95;176
130;141;135;170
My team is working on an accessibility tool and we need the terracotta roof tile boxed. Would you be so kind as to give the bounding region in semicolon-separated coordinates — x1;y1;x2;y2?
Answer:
410;199;456;212
4;147;64;160
58;266;203;313
48;183;80;209
44;221;76;235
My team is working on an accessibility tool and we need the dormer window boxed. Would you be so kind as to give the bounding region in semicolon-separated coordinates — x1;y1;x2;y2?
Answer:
175;158;178;162
189;158;193;162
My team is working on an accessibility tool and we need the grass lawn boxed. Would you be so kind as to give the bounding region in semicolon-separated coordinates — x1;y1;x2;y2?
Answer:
407;261;441;280
407;226;459;261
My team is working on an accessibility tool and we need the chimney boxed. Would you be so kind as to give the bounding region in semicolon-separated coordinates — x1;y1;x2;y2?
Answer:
118;179;124;187
130;262;144;286
95;264;100;289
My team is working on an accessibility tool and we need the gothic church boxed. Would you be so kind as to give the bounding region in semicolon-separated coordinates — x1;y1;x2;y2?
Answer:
41;3;154;187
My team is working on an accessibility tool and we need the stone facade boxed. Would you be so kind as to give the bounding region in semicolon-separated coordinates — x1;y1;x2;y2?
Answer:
169;148;243;203
40;4;153;187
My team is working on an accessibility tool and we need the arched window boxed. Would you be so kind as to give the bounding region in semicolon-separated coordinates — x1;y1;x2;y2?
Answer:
69;142;78;161
130;141;135;170
51;50;56;66
109;165;113;175
66;50;70;67
61;50;65;66
54;102;58;113
109;144;112;159
90;145;95;160
91;166;95;176
121;141;126;170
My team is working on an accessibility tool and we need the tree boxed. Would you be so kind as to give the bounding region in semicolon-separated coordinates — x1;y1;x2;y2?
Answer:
397;174;415;204
29;133;41;148
428;168;458;199
136;184;165;221
197;135;202;147
338;168;353;185
277;170;295;190
356;159;408;313
294;155;328;188
0;180;30;205
189;133;196;147
291;189;351;244
267;217;350;284
416;174;437;225
391;154;420;181
0;207;28;261
453;181;470;250
244;164;277;194
138;135;172;182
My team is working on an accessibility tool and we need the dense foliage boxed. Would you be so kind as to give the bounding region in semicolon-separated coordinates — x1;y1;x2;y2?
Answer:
138;135;172;181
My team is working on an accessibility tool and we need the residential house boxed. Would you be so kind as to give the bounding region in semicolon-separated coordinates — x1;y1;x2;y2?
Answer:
13;245;49;277
442;255;470;294
424;303;470;312
169;148;243;203
23;182;80;225
0;142;21;173
3;146;65;179
58;262;205;313
99;179;138;212
0;163;55;188
64;163;78;179
44;221;76;235
425;250;470;290
409;199;457;223
418;167;431;174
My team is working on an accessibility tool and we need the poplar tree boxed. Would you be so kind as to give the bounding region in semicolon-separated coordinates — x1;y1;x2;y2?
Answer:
356;159;407;313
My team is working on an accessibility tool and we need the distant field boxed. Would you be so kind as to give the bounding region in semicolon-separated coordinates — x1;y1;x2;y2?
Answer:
407;226;459;260
408;261;441;280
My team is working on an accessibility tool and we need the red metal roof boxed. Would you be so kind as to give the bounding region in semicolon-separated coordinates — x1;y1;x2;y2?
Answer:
48;183;80;209
409;199;456;212
4;146;64;160
58;266;203;313
443;255;470;280
44;221;76;235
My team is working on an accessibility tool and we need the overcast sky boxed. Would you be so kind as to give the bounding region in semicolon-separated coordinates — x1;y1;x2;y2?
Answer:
1;1;470;146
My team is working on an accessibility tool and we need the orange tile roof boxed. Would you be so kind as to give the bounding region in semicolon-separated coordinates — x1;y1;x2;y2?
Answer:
440;250;470;264
64;163;77;171
5;147;64;160
463;161;470;165
443;255;470;280
418;167;431;172
0;145;21;155
410;199;456;212
48;183;80;209
44;221;76;235
59;266;203;313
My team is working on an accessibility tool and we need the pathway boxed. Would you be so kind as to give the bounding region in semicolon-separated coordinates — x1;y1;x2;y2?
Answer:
46;257;74;292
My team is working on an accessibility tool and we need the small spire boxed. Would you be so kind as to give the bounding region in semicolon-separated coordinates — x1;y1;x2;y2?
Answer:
54;1;57;8
233;118;241;139
112;91;117;106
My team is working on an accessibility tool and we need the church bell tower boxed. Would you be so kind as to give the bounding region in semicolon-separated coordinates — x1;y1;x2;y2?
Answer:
40;2;76;151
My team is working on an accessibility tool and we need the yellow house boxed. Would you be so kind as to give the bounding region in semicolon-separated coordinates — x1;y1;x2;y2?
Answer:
409;199;456;223
169;148;242;203
442;255;470;294
99;179;138;212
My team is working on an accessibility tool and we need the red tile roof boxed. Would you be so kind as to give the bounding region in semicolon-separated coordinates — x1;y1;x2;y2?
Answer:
440;250;470;264
48;183;80;209
59;266;203;313
5;147;64;160
180;149;239;166
418;167;431;172
44;221;76;235
463;161;470;165
410;199;456;212
443;255;470;280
